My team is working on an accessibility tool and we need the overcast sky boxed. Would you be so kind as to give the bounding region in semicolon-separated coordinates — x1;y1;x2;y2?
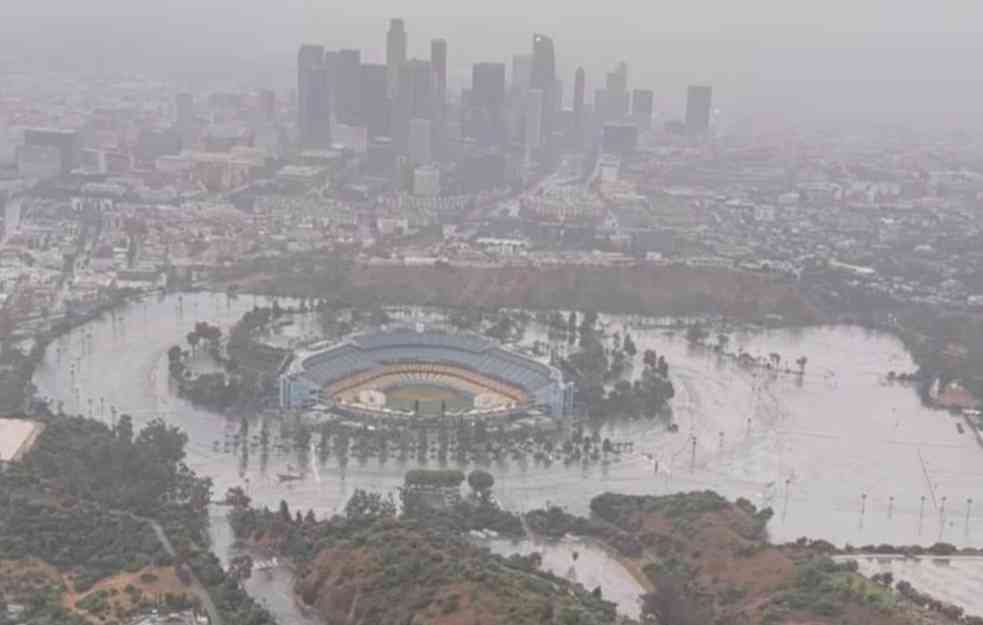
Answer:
4;0;983;127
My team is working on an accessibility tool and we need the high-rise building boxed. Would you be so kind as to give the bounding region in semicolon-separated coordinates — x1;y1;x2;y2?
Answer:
524;88;544;156
408;118;433;164
430;39;447;109
24;128;80;175
360;64;390;139
386;19;407;97
298;44;331;147
631;88;654;130
572;67;586;148
469;62;506;147
511;54;532;93
430;38;448;160
336;49;362;126
605;61;629;119
530;34;557;151
685;85;713;135
306;66;334;148
298;45;325;139
393;59;434;154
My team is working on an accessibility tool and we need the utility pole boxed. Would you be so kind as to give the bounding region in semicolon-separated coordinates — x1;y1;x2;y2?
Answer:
919;496;926;535
888;496;894;519
690;435;697;472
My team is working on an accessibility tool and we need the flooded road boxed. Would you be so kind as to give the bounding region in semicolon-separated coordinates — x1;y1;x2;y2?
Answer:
32;292;983;620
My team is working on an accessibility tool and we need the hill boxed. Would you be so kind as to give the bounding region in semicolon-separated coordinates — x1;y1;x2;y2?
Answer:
294;519;617;625
586;491;975;625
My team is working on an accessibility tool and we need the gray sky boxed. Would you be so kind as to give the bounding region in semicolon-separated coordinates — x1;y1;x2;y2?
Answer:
4;0;983;127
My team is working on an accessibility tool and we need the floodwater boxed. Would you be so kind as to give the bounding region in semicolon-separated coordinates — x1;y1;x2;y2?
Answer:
839;555;983;618
32;292;983;620
481;535;645;618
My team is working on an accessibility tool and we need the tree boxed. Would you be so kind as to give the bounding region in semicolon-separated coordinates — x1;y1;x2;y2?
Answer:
623;333;637;357
769;352;781;369
344;489;396;522
467;470;495;503
186;331;200;353
643;349;658;369
228;555;253;582
225;487;251;509
796;356;808;374
116;414;133;444
278;500;291;523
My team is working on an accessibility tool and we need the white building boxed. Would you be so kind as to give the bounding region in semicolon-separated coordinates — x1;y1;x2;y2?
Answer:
413;165;440;197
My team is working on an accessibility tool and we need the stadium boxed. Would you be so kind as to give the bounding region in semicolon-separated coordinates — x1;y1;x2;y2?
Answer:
280;327;571;420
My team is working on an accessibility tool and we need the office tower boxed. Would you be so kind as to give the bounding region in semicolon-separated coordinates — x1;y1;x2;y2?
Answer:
298;44;328;145
572;67;586;147
360;64;390;139
386;19;407;97
393;59;434;154
524;88;544;155
602;122;638;155
24;129;81;174
470;62;507;147
336;49;362;126
430;38;448;159
408;118;432;164
306;66;334;148
605;61;629;119
686;85;713;135
413;165;440;197
297;44;324;143
431;39;447;109
511;54;532;93
631;89;654;131
530;34;556;150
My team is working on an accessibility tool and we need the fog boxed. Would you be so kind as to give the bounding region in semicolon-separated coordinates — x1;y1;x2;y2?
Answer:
3;0;983;126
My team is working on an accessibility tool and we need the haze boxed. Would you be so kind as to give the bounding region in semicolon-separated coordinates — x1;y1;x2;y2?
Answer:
4;0;983;127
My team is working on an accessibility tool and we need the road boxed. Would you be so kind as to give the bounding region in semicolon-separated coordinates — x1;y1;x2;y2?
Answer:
125;511;226;625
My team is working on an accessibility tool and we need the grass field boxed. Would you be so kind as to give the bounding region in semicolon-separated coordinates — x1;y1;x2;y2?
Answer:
384;384;474;415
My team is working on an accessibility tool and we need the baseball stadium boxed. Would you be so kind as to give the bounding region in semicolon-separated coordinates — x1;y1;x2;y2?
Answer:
280;327;571;420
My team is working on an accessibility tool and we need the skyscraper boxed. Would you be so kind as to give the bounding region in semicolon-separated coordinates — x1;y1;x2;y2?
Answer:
685;85;713;135
298;44;329;146
430;39;447;110
572;67;586;148
306;66;334;148
605;61;629;119
408;118;432;164
470;62;507;147
360;64;390;139
631;88;654;130
336;49;362;126
525;88;544;156
393;59;434;154
530;34;557;152
511;54;532;93
430;38;448;159
386;19;407;97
